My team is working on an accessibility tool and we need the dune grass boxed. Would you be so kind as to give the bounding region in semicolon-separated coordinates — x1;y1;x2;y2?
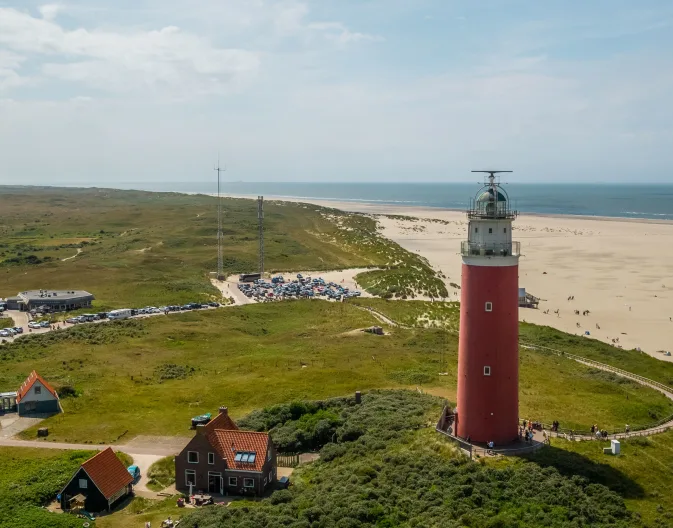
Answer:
0;187;448;308
523;431;673;524
146;456;176;492
350;298;673;390
0;317;14;329
0;301;669;444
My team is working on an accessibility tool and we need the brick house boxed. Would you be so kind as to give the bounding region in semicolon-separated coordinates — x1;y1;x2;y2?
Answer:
175;407;277;496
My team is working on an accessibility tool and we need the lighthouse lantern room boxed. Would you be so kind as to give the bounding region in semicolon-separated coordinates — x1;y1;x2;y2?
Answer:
455;171;521;445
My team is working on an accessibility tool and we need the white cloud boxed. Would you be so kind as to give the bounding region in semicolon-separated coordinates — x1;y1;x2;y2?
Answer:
307;22;383;45
39;4;61;21
0;7;260;96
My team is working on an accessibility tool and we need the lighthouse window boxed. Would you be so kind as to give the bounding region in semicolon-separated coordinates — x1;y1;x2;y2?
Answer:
488;228;493;234
504;227;507;233
484;366;491;376
474;227;478;233
485;302;493;312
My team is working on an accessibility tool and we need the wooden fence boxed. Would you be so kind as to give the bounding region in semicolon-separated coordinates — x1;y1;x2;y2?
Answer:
277;453;300;468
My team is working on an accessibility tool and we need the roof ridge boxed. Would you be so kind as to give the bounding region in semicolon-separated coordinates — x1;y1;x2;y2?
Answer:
82;446;114;466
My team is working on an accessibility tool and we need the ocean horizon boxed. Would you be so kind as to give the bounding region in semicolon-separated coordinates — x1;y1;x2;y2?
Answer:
103;181;673;221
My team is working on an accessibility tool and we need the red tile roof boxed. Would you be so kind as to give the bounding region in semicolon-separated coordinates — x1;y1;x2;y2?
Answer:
81;448;133;499
16;370;58;403
205;412;239;432
208;430;270;473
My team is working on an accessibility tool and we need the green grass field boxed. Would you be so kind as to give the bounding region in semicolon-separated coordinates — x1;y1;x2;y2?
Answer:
352;298;673;389
0;301;669;443
0;187;447;307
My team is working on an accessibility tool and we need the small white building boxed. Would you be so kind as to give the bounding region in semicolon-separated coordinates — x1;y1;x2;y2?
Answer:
16;370;61;416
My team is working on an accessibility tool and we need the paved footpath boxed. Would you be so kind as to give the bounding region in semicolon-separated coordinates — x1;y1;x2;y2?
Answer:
0;438;183;457
522;342;673;442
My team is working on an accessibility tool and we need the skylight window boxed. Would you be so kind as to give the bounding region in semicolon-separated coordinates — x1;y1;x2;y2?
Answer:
234;451;257;463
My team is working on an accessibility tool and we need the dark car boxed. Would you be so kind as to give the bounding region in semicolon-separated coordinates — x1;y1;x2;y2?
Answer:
191;413;212;428
208;302;220;307
13;327;24;334
97;312;109;319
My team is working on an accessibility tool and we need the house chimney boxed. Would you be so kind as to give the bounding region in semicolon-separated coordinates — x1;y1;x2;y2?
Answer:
219;406;228;415
355;391;361;404
196;424;207;435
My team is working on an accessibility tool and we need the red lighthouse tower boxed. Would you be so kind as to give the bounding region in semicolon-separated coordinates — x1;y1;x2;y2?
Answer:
456;171;520;445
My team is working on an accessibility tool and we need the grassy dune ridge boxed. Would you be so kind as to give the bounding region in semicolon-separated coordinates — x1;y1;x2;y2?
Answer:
0;187;447;306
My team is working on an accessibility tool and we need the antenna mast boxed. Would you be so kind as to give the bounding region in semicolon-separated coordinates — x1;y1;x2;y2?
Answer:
258;196;264;276
214;157;226;280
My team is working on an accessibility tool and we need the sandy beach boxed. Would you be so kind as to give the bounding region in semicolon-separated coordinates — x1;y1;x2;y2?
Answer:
223;193;673;362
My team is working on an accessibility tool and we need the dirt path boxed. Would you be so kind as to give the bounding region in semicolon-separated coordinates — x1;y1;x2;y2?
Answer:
61;248;82;261
129;453;164;492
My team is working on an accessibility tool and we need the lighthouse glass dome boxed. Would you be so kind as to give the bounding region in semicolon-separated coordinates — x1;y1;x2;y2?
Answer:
468;186;516;219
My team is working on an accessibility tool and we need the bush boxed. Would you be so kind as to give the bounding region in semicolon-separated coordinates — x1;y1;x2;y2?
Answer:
179;391;635;528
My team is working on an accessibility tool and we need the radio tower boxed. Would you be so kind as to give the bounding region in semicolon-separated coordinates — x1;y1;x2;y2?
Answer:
258;196;264;276
214;158;226;280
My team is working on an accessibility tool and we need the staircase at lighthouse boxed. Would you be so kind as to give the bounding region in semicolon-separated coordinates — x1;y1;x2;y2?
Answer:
455;171;521;445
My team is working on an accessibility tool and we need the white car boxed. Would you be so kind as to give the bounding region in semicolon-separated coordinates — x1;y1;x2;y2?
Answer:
0;330;11;337
28;322;42;329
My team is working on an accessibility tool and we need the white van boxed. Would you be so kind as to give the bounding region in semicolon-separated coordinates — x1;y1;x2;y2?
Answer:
108;309;132;320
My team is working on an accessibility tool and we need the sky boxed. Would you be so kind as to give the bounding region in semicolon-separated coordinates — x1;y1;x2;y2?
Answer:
1;0;672;185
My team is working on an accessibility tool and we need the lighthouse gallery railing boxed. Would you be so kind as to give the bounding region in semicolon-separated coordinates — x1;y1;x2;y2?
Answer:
460;241;521;257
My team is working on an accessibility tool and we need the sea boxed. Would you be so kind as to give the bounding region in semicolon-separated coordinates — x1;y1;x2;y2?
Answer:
117;182;673;221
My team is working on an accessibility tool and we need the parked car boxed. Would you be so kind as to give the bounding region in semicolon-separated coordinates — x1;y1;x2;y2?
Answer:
65;318;78;324
0;330;10;338
127;465;141;481
28;322;42;329
39;321;51;328
12;327;23;334
191;413;212;428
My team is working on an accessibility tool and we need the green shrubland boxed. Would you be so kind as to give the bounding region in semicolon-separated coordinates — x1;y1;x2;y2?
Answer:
181;391;636;528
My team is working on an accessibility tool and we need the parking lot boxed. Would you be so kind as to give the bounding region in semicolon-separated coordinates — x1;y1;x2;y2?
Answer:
0;302;222;345
237;273;363;302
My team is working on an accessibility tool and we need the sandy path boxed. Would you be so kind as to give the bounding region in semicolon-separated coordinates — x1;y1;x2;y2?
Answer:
61;248;82;261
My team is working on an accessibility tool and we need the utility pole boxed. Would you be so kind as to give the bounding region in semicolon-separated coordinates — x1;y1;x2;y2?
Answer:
214;158;226;280
258;196;264;276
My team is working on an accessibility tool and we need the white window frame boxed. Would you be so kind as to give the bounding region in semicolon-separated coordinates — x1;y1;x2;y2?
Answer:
243;478;255;488
187;451;199;464
79;478;88;489
269;470;273;482
185;470;196;486
264;477;267;485
485;302;493;312
229;476;237;486
208;452;215;465
484;366;491;376
267;449;271;462
34;385;41;394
